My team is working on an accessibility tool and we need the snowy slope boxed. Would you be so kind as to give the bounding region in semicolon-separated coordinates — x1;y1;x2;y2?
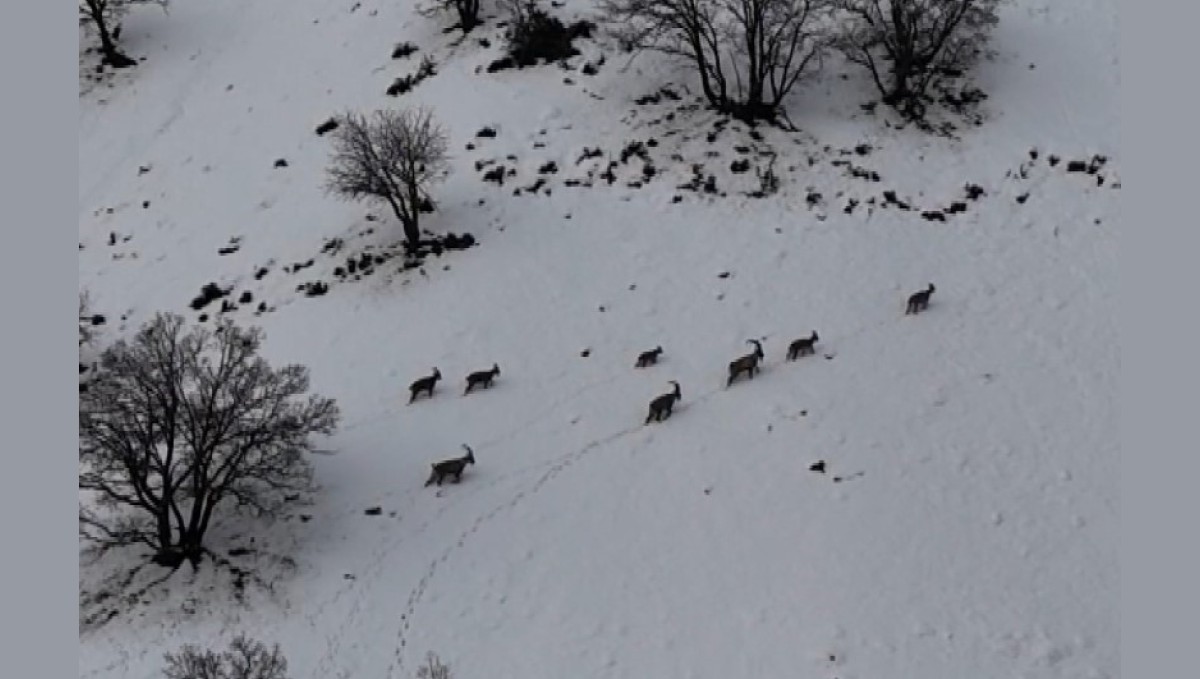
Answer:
78;1;1119;678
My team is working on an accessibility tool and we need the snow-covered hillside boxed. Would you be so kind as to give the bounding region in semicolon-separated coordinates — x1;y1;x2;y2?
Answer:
78;1;1119;678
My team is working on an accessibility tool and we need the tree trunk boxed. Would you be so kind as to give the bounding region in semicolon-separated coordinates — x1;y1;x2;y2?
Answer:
383;194;420;244
458;8;479;34
885;59;913;108
401;216;420;245
93;13;137;68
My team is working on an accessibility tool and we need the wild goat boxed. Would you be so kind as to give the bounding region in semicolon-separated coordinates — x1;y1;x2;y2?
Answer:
786;331;819;361
408;367;441;403
905;283;936;315
727;339;765;387
635;346;663;368
645;381;681;424
424;444;476;487
464;363;500;395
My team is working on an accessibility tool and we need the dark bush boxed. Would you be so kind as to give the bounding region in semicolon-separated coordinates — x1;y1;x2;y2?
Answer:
503;1;594;67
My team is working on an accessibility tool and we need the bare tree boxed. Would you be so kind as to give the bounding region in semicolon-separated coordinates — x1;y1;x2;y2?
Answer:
325;108;449;246
419;0;484;34
163;634;289;679
600;0;832;123
416;653;452;679
79;313;339;568
79;0;169;68
832;0;1001;117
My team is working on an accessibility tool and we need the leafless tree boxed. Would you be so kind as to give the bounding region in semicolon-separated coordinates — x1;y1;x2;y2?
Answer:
325;108;449;246
79;313;339;568
163;634;289;679
599;0;832;123
832;0;1001;117
416;653;453;679
79;0;169;68
419;0;484;34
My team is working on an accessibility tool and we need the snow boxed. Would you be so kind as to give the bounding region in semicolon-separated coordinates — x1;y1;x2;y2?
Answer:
78;1;1119;678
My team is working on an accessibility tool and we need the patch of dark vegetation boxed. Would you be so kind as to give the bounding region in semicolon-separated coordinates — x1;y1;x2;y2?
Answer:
274;158;289;168
299;281;329;297
538;161;558;174
387;55;437;96
1067;154;1107;174
937;84;988;117
516;177;548;195
239;291;253;305
620;140;649;164
392;41;419;59
964;183;986;200
678;164;719;195
284;259;316;274
577;147;604;164
486;56;516;72
476;126;498;138
832;159;881;182
1016;192;1029;204
402;232;477;263
844;198;860;214
190;283;232;311
634;86;682;106
599;162;617;185
494;3;595;70
806;190;823;208
364;506;382;516
315;118;339;136
731;159;751;174
482;165;509;185
921;210;947;222
882;190;912;210
255;266;271;280
218;238;241;256
946;201;968;214
321;238;345;256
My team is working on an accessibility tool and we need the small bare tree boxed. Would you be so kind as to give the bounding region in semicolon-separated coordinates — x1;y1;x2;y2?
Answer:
415;653;452;679
325;108;449;246
79;0;169;68
600;0;832;122
420;0;484;34
832;0;1001;117
163;634;289;679
79;313;339;568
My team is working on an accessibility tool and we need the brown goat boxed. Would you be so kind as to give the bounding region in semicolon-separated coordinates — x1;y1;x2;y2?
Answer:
635;346;663;368
786;331;819;361
464;363;500;395
408;367;442;403
425;444;476;487
727;339;764;387
905;283;936;315
645;381;682;424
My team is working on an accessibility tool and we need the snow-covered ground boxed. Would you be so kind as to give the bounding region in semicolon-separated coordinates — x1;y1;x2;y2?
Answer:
78;1;1119;677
